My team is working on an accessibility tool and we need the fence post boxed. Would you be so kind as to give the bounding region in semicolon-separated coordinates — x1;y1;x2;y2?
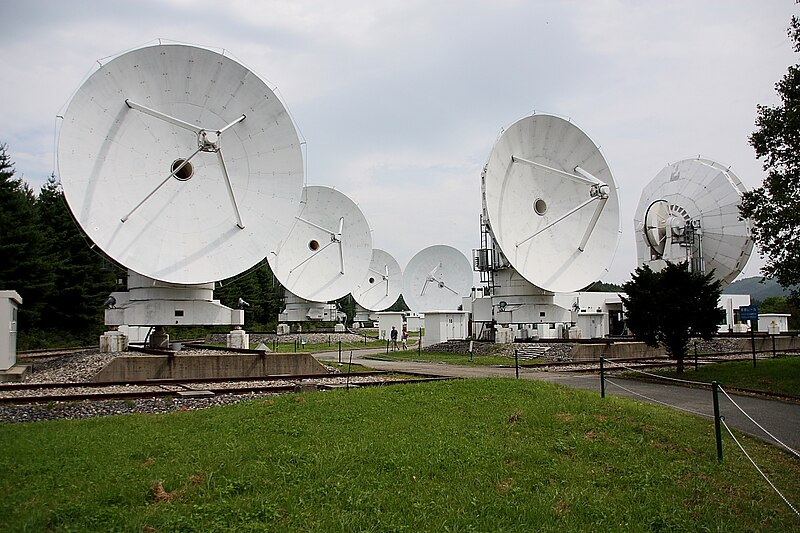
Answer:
750;327;757;368
514;349;519;379
338;340;342;364
600;357;606;399
346;350;353;391
694;341;698;372
386;339;389;354
712;381;723;462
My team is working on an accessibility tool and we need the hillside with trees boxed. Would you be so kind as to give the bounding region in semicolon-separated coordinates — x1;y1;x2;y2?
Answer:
723;276;793;301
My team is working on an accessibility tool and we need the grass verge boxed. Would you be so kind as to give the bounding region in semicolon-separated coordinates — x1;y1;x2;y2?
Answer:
318;361;375;373
367;350;528;366
1;378;798;532
268;339;386;353
645;356;800;397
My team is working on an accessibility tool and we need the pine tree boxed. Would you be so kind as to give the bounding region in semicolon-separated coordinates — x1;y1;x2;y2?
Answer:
0;144;53;332
36;175;117;339
622;262;724;373
216;259;284;330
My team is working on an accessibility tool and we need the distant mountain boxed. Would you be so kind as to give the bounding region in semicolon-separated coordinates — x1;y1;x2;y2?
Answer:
723;277;792;302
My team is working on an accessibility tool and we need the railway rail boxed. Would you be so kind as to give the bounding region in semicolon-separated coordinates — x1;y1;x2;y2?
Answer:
0;371;450;406
9;342;796;407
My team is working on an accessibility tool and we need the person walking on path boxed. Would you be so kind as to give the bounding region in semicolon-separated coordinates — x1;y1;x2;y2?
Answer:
390;326;399;351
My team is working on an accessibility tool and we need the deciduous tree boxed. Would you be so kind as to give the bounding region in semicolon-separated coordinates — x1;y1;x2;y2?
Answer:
740;14;800;303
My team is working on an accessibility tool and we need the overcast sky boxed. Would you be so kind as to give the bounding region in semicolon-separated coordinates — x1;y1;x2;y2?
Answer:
2;0;797;286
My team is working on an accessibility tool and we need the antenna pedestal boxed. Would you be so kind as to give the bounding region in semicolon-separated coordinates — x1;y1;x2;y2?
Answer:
103;271;244;350
471;268;573;341
278;291;340;326
353;303;374;325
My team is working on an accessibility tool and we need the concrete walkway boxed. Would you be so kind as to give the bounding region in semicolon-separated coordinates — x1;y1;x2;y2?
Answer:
313;348;800;454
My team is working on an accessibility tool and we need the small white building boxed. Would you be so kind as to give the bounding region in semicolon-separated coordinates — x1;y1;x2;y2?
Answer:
406;313;423;333
0;291;22;371
376;312;406;340
718;294;752;332
759;313;791;333
424;311;469;345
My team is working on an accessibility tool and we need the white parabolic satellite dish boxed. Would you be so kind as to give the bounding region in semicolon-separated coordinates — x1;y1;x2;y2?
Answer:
352;248;403;312
269;185;373;303
482;113;621;293
633;157;754;286
402;245;472;312
57;43;304;285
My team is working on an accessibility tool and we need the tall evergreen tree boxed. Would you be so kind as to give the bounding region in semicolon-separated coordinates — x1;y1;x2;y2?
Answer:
622;262;724;373
0;144;53;332
36;175;117;337
216;259;284;329
740;14;800;303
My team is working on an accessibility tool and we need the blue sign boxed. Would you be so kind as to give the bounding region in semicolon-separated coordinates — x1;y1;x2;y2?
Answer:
739;305;759;321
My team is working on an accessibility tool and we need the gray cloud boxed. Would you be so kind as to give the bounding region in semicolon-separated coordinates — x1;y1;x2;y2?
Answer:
1;0;795;286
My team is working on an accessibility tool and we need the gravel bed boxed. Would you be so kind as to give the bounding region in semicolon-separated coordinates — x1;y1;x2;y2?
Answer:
206;332;372;346
1;348;394;424
17;349;119;383
0;393;286;424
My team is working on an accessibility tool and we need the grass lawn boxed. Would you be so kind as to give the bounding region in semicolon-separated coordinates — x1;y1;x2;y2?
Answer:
317;360;374;373
262;339;386;353
647;356;800;397
366;350;529;367
1;378;798;532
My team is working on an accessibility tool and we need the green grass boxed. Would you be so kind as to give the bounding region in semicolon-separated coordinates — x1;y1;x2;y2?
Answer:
649;356;800;397
368;350;534;366
1;379;799;532
267;339;386;353
318;361;375;373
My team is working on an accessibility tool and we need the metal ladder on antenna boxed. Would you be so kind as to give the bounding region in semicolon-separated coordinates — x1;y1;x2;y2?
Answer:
473;214;497;296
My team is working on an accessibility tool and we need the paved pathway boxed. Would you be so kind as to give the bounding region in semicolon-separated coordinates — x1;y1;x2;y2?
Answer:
314;348;800;455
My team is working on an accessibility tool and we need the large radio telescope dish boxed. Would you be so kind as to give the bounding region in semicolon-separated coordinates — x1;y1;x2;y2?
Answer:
402;245;472;312
482;113;620;293
353;249;402;311
634;157;753;286
57;43;304;285
269;186;373;303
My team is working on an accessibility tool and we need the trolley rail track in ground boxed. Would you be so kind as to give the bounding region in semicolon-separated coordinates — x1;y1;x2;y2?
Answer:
0;372;451;405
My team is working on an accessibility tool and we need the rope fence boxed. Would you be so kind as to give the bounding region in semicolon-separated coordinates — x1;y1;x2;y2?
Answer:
718;385;800;460
604;378;713;419
600;357;800;521
721;419;800;518
602;358;711;387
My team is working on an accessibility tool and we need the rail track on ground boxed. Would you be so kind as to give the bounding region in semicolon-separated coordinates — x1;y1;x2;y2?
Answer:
0;371;451;406
9;343;796;406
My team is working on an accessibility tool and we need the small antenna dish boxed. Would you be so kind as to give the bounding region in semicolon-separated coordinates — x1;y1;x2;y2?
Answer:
57;43;304;285
634;157;753;286
402;245;472;312
482;113;620;293
353;249;403;311
643;199;670;257
269;186;373;303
